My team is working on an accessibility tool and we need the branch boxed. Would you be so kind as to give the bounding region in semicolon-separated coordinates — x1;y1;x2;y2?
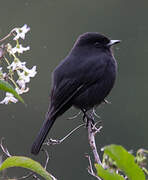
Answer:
83;111;103;180
86;112;102;165
44;123;85;146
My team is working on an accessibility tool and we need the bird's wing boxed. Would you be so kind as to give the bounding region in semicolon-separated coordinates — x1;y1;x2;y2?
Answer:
48;56;109;119
48;78;84;118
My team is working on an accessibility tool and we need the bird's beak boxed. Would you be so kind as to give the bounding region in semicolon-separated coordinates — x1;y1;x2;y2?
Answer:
107;40;121;46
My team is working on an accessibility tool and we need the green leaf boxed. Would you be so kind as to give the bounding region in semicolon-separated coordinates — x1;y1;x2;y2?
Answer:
0;156;53;180
103;145;145;180
0;80;24;103
95;164;125;180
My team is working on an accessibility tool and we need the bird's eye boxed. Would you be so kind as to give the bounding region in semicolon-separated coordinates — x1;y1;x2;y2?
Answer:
94;42;100;48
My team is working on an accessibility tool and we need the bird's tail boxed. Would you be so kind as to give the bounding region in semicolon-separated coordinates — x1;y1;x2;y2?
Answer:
31;85;85;155
31;113;56;155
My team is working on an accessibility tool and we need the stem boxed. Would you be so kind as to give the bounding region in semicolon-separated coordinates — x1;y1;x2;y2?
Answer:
4;56;10;66
142;167;148;175
9;77;18;89
0;32;13;42
0;28;17;43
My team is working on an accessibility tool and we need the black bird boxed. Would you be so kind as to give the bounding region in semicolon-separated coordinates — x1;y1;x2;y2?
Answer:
31;32;120;155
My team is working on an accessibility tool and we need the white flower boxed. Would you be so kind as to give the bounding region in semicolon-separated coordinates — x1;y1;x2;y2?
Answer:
7;43;30;55
15;87;29;94
13;24;30;40
10;44;30;54
0;92;18;104
6;43;13;55
16;79;26;89
17;66;37;83
24;66;37;78
7;59;26;71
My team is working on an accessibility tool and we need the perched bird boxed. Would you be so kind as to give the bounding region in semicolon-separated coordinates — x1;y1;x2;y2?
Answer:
31;32;120;155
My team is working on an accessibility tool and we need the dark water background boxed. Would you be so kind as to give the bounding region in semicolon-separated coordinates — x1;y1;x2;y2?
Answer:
0;0;148;179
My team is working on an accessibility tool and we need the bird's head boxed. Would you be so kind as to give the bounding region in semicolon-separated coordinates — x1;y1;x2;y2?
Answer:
73;32;120;52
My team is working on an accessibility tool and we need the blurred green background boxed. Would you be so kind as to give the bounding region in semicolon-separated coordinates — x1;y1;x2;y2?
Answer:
0;0;148;179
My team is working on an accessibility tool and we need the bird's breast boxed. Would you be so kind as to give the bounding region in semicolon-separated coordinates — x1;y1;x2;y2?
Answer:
72;57;117;110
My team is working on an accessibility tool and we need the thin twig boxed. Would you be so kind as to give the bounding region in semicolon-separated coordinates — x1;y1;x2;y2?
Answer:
67;110;81;120
17;172;33;180
0;29;16;43
44;123;85;146
42;149;49;170
48;173;57;180
0;33;12;42
41;149;57;180
103;99;111;104
86;155;102;180
0;138;11;157
93;108;101;119
32;174;41;180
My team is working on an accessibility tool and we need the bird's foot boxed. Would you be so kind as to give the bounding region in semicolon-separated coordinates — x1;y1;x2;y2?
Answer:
81;109;102;130
81;109;95;127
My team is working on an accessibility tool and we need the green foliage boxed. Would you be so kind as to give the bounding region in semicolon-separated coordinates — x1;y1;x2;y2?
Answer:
0;156;53;180
95;144;146;180
0;80;24;103
95;164;124;180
